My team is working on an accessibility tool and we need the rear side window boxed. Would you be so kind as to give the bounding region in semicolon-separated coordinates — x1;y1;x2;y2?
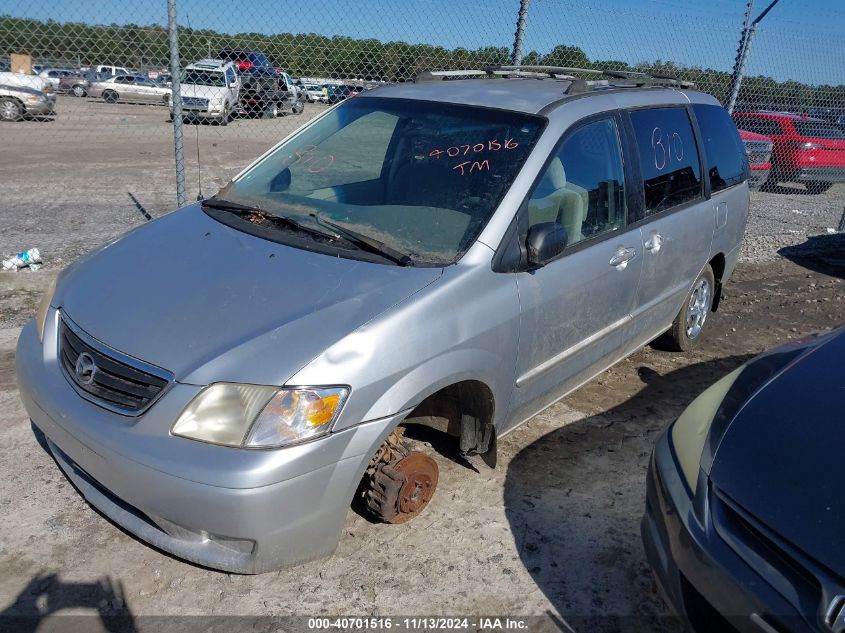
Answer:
793;121;845;140
630;107;702;214
693;104;747;192
735;116;783;136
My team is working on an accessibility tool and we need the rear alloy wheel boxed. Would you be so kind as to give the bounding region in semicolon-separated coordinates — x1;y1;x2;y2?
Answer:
292;100;304;115
806;181;833;194
0;97;22;122
72;84;87;97
666;264;715;352
102;90;118;104
362;427;439;524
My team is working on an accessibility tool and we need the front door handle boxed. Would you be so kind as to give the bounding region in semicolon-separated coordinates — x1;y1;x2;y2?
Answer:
609;246;637;270
645;232;664;253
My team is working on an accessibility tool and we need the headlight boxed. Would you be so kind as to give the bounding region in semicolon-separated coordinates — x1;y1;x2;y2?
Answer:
35;277;57;343
671;366;743;494
172;384;349;448
27;95;45;103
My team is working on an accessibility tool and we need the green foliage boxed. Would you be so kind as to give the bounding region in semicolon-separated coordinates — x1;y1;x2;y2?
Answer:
1;14;842;108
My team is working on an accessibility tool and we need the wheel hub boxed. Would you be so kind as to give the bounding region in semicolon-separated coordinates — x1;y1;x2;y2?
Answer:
686;278;710;339
362;428;439;524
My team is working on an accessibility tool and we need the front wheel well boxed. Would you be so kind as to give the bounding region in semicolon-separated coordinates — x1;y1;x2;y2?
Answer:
709;253;726;312
402;380;496;463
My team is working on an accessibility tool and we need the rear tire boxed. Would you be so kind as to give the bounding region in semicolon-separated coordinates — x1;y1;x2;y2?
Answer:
806;181;833;194
0;97;22;122
71;84;87;97
666;265;715;352
102;90;118;104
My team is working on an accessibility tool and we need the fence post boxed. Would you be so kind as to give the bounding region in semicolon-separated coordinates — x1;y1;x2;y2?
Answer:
726;0;781;114
511;0;530;66
167;0;186;207
726;0;754;112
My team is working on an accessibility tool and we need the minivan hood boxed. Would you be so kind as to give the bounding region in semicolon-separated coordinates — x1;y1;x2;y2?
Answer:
56;204;442;385
710;328;845;574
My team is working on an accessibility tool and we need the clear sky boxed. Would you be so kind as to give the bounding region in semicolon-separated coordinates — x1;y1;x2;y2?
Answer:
7;0;845;85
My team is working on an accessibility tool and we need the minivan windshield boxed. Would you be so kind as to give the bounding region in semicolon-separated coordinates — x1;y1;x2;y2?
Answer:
213;97;544;265
182;69;226;87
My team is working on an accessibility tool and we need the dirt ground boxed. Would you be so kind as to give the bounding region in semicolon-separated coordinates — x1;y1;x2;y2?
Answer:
1;94;845;632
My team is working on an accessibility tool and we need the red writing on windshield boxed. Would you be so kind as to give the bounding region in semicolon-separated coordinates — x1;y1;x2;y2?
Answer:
281;145;335;173
452;159;490;176
429;138;518;159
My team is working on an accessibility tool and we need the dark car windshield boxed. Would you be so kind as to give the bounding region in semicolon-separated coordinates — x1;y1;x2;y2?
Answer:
215;97;544;265
794;120;845;139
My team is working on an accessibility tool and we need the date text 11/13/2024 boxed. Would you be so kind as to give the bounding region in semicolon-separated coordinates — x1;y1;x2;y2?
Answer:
307;617;530;630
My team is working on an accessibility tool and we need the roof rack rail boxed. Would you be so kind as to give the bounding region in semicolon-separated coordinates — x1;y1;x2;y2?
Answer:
413;65;695;92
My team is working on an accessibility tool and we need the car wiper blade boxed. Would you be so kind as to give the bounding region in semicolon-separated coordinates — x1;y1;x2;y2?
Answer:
309;213;413;266
201;196;262;213
202;197;334;240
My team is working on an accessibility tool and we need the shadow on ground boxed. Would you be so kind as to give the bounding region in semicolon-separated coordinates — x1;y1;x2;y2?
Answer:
504;355;752;632
778;233;845;279
0;572;136;633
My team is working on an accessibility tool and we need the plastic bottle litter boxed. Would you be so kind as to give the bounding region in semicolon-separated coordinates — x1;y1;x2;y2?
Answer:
2;248;42;271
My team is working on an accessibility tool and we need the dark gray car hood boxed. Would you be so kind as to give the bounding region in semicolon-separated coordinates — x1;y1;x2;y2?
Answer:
55;204;442;385
710;329;845;574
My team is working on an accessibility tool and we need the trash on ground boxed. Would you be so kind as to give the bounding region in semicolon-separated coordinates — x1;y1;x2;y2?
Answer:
827;227;837;234
2;248;42;271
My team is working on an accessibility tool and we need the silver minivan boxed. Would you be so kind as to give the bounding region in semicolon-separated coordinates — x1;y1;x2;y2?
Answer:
17;68;749;573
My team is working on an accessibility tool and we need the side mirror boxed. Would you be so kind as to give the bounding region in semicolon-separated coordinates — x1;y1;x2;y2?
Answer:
526;222;568;267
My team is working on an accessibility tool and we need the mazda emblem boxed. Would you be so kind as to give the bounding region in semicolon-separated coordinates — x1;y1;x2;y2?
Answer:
74;352;97;386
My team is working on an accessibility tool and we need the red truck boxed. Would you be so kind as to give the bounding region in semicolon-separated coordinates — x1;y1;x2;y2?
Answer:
734;112;845;193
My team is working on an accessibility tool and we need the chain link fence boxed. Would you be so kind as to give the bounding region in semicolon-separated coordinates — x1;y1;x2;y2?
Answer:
1;0;844;262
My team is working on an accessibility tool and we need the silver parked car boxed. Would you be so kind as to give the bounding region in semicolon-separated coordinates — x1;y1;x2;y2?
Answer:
17;67;749;573
0;83;56;121
88;74;170;105
300;82;328;103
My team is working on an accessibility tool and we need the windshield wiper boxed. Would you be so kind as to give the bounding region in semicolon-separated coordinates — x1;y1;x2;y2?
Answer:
309;213;413;266
202;197;335;240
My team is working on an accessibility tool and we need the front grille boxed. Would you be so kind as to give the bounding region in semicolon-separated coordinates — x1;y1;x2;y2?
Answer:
59;315;172;415
181;96;209;109
712;487;825;620
743;140;773;167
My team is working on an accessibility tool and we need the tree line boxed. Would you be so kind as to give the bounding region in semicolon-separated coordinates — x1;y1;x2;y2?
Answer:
1;15;843;110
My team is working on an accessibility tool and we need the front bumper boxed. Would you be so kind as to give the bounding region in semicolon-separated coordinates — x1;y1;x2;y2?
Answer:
789;166;845;184
16;312;401;573
748;166;770;190
641;427;814;632
24;99;56;116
